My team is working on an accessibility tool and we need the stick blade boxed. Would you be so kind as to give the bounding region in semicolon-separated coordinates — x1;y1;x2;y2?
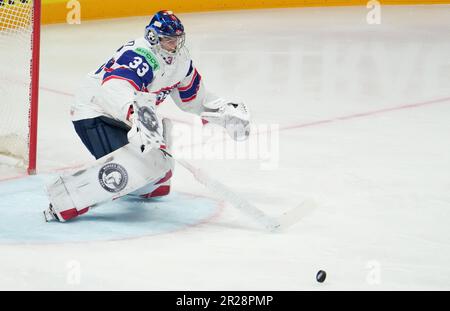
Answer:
268;199;317;232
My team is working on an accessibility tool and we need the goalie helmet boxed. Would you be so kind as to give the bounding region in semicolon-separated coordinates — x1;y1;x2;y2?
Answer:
145;10;185;64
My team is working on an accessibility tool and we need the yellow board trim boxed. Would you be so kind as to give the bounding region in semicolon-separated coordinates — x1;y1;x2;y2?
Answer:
42;0;450;25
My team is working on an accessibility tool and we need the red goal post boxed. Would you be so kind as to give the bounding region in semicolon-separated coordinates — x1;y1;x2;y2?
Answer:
0;0;41;175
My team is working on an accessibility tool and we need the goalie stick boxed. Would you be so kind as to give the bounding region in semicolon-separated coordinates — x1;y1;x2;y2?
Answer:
161;118;316;232
175;158;316;232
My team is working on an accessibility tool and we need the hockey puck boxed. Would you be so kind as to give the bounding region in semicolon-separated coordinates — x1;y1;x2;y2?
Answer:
316;270;326;283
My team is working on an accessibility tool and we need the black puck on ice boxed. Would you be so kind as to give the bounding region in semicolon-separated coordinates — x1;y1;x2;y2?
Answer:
316;270;326;283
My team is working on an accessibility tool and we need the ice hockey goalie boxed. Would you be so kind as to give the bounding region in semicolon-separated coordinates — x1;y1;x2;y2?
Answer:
44;10;250;222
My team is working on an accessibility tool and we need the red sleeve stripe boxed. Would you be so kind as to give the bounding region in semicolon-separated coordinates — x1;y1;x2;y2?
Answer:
178;69;200;91
151;82;180;94
181;93;199;103
104;66;128;73
102;75;141;91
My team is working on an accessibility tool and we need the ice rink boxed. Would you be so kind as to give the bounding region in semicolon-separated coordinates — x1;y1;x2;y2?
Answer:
0;5;450;290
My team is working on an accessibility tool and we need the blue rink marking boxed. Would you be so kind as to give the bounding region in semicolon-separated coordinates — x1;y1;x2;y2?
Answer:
0;175;220;244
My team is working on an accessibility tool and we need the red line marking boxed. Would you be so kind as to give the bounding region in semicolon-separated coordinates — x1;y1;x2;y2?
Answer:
280;97;450;132
2;90;449;238
0;173;28;183
40;86;74;97
177;96;450;150
0;192;225;246
2;91;450;182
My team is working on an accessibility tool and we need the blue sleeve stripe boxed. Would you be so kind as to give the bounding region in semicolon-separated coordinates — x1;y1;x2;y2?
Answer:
180;92;199;103
102;68;143;91
178;70;201;102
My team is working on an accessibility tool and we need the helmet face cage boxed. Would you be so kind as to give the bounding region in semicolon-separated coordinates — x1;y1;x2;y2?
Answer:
158;33;185;54
145;11;186;60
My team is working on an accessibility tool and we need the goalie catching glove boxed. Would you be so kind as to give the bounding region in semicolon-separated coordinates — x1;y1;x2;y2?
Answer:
201;98;250;141
127;92;166;153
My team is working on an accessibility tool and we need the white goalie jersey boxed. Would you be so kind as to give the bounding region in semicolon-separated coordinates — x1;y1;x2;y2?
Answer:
70;37;217;125
45;11;251;223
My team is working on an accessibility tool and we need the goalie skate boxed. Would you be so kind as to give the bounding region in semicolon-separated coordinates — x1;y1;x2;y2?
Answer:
43;204;60;222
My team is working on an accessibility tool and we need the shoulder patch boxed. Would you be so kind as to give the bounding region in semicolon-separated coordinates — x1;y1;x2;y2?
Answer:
135;48;160;71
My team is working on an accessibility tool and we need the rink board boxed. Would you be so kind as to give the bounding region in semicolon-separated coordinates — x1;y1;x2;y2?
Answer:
0;175;221;244
41;0;450;24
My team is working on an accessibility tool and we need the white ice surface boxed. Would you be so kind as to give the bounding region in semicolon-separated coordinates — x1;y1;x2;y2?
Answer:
0;6;449;290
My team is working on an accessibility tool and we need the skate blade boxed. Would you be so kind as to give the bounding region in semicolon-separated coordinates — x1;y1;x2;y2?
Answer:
43;209;55;222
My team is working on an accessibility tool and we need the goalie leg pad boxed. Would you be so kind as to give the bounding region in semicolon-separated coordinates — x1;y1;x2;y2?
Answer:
141;185;171;198
60;206;90;221
129;169;172;198
46;144;174;221
129;118;174;199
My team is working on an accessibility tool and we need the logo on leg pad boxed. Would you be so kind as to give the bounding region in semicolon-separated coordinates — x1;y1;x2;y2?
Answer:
98;163;129;193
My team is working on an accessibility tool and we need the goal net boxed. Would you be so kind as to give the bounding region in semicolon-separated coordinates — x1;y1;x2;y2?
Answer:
0;0;40;174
